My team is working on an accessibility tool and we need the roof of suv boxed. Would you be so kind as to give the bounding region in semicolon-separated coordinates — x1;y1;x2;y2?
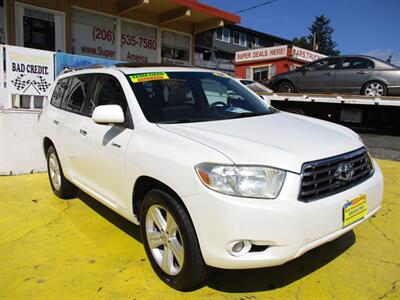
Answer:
60;63;213;76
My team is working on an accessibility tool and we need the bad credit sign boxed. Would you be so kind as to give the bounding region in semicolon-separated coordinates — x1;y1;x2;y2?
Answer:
5;45;54;96
235;45;288;63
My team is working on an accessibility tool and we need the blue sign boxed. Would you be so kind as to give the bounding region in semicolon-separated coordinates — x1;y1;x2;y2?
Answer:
55;52;123;75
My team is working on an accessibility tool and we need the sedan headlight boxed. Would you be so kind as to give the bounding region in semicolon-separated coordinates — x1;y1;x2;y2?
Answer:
195;163;286;199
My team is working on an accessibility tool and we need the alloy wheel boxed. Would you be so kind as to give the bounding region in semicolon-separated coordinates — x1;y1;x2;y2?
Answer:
145;205;184;275
48;152;61;191
365;83;384;96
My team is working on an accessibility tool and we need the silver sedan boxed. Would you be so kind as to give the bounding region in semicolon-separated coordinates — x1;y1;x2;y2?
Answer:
269;55;400;96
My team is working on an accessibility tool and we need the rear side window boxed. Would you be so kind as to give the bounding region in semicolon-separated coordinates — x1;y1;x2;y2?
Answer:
341;57;374;69
63;75;92;114
51;78;69;108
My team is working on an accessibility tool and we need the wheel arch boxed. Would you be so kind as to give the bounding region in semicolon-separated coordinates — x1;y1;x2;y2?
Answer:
361;79;388;95
43;137;54;156
275;78;295;92
132;176;192;224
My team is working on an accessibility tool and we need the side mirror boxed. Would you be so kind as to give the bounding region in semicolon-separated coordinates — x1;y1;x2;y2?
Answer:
92;105;125;124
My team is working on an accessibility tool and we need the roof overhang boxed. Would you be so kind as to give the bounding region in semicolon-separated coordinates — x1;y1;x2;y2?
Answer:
117;0;240;33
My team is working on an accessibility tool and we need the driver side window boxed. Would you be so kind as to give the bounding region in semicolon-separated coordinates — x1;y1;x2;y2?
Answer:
89;75;132;127
306;58;338;71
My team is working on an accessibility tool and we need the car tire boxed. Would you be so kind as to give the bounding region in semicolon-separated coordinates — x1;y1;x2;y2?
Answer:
362;81;387;97
278;81;295;93
46;145;78;199
140;189;207;291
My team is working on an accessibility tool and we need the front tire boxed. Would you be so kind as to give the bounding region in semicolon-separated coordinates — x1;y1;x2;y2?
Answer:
140;189;207;291
278;81;295;93
362;81;387;96
46;145;77;199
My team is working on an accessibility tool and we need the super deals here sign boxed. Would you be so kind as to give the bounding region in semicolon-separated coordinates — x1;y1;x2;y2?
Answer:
6;46;54;96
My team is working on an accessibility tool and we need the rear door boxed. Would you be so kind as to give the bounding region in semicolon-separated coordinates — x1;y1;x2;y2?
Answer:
298;58;340;93
58;75;94;181
334;57;374;93
76;74;133;210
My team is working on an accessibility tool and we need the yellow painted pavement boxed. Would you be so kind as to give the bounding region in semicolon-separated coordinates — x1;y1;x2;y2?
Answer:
0;160;399;299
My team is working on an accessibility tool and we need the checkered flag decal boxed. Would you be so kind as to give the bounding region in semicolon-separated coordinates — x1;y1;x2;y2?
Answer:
33;76;51;93
11;74;29;91
11;74;51;94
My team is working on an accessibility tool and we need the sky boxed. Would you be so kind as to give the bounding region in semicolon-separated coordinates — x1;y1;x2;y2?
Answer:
201;0;400;64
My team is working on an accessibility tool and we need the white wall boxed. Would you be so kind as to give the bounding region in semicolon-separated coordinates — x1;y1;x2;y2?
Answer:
0;109;46;175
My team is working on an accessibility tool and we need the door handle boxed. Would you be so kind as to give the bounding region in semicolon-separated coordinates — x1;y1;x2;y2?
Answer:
79;129;87;136
53;119;59;125
356;71;366;75
323;72;331;76
111;142;121;148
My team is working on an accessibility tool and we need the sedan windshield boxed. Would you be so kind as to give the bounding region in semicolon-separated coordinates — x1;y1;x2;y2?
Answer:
126;71;275;123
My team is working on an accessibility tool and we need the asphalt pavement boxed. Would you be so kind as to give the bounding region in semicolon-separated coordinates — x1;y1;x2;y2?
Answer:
360;133;400;161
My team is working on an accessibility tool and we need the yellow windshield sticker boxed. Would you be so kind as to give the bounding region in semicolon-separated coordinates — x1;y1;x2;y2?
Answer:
213;72;229;78
130;72;169;83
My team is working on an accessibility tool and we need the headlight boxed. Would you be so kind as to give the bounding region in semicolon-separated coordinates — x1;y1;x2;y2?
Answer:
195;163;286;199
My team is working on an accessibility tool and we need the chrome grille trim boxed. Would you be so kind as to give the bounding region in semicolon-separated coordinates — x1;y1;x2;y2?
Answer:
299;147;374;202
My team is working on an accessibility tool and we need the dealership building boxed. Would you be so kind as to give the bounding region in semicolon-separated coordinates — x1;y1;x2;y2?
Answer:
234;44;327;83
0;0;240;175
0;0;240;65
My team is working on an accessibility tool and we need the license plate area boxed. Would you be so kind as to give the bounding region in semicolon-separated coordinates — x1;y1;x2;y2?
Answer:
343;194;368;227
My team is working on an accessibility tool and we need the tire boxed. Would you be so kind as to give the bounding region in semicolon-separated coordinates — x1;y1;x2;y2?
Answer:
362;81;387;97
46;145;78;199
278;81;295;93
140;189;207;291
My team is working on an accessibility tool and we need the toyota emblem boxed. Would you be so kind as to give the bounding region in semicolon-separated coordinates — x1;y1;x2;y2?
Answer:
335;163;354;182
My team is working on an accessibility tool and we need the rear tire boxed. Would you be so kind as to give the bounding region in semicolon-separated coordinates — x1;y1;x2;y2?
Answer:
140;189;207;291
278;81;295;93
46;145;78;199
362;81;387;96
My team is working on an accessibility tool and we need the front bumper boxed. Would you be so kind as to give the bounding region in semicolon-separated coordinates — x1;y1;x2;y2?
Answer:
183;159;383;269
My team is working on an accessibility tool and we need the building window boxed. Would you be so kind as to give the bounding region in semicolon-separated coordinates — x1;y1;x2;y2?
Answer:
72;9;117;60
161;30;191;66
233;31;246;46
121;20;157;63
254;36;260;47
216;27;230;43
253;66;269;83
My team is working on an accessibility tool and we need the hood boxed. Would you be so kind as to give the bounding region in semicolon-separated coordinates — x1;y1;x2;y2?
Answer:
158;112;363;173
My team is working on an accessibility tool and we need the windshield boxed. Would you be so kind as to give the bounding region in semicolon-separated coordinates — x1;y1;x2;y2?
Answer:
126;71;275;124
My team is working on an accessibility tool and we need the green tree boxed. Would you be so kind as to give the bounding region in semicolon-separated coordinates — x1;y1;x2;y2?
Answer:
293;15;340;56
292;36;311;50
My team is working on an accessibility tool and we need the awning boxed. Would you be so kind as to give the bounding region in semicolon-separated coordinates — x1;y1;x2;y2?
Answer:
117;0;240;33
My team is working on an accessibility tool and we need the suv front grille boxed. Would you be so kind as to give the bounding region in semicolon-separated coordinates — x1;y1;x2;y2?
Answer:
299;147;374;202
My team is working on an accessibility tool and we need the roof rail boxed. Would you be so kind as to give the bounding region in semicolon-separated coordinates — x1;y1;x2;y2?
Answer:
114;62;193;68
59;64;107;75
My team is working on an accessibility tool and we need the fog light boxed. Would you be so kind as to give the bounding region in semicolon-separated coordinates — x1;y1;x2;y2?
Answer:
227;240;252;257
232;241;244;253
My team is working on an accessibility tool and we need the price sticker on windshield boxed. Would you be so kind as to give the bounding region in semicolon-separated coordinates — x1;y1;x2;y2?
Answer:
213;72;230;78
130;72;169;83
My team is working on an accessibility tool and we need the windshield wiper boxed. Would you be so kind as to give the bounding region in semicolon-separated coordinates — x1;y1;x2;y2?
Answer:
232;112;269;119
157;118;210;124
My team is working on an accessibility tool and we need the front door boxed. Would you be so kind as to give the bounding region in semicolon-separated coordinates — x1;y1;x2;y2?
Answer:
298;58;339;93
15;2;65;52
77;74;133;210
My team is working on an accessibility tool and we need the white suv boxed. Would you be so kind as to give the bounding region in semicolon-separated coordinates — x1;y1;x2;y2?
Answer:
39;65;383;290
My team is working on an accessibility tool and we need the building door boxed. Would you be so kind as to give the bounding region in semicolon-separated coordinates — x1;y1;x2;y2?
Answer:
15;2;65;52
